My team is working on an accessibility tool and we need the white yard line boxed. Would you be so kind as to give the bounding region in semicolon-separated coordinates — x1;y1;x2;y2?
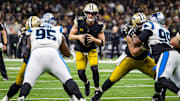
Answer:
6;67;142;73
1;96;178;100
0;78;153;84
5;59;117;63
0;85;154;91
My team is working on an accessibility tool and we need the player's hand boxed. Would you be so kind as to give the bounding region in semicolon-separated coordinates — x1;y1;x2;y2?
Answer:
127;27;135;37
78;34;85;45
3;45;7;51
171;36;180;48
86;34;95;43
123;25;135;37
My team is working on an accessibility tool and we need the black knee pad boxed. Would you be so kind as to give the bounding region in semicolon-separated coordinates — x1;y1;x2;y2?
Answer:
65;79;83;99
78;70;87;82
7;83;21;98
23;48;30;64
158;77;179;94
19;82;32;97
63;84;73;97
91;66;99;87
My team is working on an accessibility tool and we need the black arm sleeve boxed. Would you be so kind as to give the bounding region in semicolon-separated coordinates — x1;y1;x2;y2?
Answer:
0;24;4;31
138;29;153;42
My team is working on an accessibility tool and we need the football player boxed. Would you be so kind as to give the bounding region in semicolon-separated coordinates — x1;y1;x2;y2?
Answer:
68;3;105;96
0;23;8;80
131;12;180;101
91;12;157;101
1;16;41;101
17;13;86;101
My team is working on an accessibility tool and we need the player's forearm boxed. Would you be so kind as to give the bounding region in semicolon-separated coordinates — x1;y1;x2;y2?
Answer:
127;36;143;56
95;32;105;46
1;30;7;45
69;34;81;41
93;38;104;46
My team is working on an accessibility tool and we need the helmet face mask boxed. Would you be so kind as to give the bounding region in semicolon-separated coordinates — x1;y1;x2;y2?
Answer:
83;3;99;22
150;12;165;25
26;16;41;30
41;13;57;25
132;13;147;28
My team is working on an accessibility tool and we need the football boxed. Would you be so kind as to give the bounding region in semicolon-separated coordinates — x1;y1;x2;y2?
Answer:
84;34;91;47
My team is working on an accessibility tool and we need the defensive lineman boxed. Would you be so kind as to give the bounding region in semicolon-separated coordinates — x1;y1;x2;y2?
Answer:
18;13;86;101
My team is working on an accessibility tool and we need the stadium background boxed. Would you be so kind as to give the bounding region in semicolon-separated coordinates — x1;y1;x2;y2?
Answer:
0;0;180;101
0;0;179;58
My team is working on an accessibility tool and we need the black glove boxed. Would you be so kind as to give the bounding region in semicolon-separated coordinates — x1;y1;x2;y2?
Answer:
122;25;135;37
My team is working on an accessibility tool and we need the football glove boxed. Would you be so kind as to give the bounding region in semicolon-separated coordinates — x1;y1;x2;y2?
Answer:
122;25;135;37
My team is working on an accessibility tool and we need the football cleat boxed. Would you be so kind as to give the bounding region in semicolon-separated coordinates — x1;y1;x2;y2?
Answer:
18;96;25;101
3;77;8;81
1;95;9;101
69;95;78;101
91;90;103;101
79;98;87;101
152;94;165;101
1;72;8;81
85;80;90;96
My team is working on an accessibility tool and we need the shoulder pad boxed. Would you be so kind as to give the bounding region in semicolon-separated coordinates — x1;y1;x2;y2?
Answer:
142;21;154;31
74;16;85;27
76;16;85;20
97;21;104;25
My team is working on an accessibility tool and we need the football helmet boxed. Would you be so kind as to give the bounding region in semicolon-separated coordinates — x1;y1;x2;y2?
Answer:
41;13;57;25
25;16;41;30
83;3;99;22
132;12;147;28
150;12;165;25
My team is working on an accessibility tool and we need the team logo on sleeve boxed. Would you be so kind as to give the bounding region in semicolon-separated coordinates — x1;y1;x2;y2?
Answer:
80;28;84;32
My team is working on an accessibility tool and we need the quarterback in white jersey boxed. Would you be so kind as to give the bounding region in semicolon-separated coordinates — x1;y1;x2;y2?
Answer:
132;12;180;101
18;13;86;101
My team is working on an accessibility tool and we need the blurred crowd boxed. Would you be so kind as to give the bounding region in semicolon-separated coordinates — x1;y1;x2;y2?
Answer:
0;0;180;58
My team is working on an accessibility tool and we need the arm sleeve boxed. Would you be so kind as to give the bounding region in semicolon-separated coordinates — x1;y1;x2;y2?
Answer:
138;29;153;42
0;24;4;31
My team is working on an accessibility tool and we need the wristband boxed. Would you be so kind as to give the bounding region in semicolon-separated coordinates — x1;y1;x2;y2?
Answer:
4;44;7;46
101;40;104;46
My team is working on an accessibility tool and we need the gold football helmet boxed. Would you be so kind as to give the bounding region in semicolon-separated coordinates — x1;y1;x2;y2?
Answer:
132;12;147;28
25;16;41;30
83;3;99;22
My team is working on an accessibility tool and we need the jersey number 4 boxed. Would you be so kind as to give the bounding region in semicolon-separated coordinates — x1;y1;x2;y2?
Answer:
36;29;56;41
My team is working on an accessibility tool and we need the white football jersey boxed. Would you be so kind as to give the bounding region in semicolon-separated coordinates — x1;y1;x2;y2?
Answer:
142;21;171;47
28;24;64;51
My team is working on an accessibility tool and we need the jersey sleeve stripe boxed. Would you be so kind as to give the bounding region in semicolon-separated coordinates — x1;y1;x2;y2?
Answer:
27;29;32;32
60;26;63;33
149;21;154;30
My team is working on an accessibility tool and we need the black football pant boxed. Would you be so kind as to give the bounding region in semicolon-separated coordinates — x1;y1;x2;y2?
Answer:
0;51;8;78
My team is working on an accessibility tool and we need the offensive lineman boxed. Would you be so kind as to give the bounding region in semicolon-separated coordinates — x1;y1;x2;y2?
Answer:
131;12;180;101
91;12;157;101
1;16;40;101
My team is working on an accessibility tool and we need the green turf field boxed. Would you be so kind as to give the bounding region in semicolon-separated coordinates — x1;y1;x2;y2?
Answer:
0;60;179;101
